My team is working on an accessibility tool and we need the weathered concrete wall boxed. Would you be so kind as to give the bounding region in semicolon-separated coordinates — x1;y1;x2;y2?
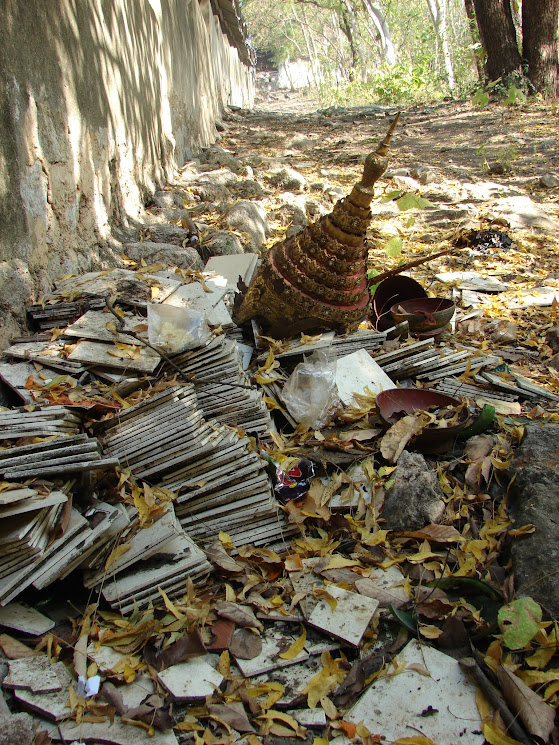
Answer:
0;0;253;345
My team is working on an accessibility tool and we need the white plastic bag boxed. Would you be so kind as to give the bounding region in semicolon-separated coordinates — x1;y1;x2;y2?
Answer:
147;302;210;354
281;349;340;429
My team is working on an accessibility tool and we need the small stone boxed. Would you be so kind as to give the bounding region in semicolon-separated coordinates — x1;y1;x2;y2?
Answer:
204;230;244;256
286;225;305;238
539;173;559;189
548;352;559;370
0;712;38;745
143;208;193;225
190;181;232;204
149;190;189;209
267;167;306;193
124;241;203;271
381;451;446;531
200;145;244;174
234;179;265;199
195;168;238;187
142;224;190;245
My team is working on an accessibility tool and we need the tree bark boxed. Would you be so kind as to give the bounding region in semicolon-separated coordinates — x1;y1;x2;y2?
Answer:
471;0;523;82
426;0;456;91
522;0;559;97
339;4;359;79
360;0;396;65
463;0;484;82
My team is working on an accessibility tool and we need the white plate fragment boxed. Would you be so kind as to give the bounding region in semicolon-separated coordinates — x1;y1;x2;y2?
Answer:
335;349;396;406
307;585;379;646
346;640;484;744
157;658;223;700
0;603;54;635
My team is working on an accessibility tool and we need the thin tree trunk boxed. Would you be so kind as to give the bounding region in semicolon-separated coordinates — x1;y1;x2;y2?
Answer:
360;0;396;65
339;0;367;76
463;0;484;82
471;0;523;83
522;0;559;97
426;0;455;91
339;5;358;80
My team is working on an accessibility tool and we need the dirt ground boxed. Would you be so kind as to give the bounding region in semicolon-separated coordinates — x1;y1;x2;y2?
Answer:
218;89;559;386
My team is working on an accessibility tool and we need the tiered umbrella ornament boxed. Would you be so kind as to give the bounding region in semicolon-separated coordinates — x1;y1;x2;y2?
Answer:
234;114;400;338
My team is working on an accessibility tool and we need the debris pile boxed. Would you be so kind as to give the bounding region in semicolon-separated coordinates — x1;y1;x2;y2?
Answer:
2;114;559;745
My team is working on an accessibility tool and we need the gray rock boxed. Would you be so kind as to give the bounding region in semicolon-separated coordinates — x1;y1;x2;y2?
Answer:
390;175;421;192
234;179;265;200
190;182;232;204
286;225;305;238
124;241;203;271
200;145;244;174
507;424;559;617
0;712;37;745
424;207;471;227
386;168;410;178
203;230;244;256
323;185;345;202
196;168;238;187
142;224;190;245
489;196;559;230
547;327;559;352
149;190;190;209
267;167;306;193
223;201;269;250
549;353;559;370
381;451;445;531
142;208;193;225
539;173;559;189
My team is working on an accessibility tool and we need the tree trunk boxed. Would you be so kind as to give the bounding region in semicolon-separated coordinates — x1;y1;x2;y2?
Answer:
522;0;559;97
471;0;523;82
463;0;484;82
339;4;359;80
339;0;367;75
426;0;455;91
360;0;396;66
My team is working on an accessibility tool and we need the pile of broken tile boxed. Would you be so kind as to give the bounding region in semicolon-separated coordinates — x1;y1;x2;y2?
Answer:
2;241;559;741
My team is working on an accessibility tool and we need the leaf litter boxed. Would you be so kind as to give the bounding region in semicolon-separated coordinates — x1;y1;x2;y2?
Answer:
2;98;559;745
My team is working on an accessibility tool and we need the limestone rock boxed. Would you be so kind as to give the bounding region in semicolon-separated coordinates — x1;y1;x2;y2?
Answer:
234;179;266;200
489;196;559;230
204;230;244;256
223;201;269;249
381;451;446;531
143;208;193;225
149;190;190;209
267;167;306;193
539;173;559;189
195;168;238;187
507;424;559;617
549;353;559;370
143;224;190;246
200;146;244;175
0;712;38;745
190;181;232;204
124;241;203;271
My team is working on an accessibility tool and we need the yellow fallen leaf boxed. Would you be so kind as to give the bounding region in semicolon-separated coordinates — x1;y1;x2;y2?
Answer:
104;543;131;571
158;587;184;620
391;737;439;745
279;628;306;660
483;721;524;745
219;531;235;550
322;556;360;571
419;625;443;639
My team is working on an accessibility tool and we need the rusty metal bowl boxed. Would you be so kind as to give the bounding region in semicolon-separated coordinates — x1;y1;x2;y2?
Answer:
376;387;470;453
371;276;427;331
390;297;455;333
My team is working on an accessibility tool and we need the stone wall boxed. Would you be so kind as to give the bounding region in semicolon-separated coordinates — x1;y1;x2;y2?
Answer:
0;0;254;346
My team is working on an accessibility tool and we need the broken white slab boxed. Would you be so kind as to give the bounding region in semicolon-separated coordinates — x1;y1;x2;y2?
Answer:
251;655;323;707
86;644;127;675
233;626;309;677
288;708;327;727
513;373;559;401
157;658;223;701
204;254;259;290
508;287;559;308
49;717;180;744
4;656;63;693
308;585;379;646
68;340;161;373
335;349;396;406
0;362;41;404
13;661;74;721
346;639;483;744
354;565;409;609
64;310;148;344
436;271;508;293
0;602;54;635
53;268;181;303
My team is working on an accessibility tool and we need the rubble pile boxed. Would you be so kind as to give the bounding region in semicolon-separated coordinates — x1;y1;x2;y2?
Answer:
1;116;559;745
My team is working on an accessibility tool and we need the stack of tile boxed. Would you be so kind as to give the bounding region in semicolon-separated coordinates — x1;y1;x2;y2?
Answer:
0;434;119;480
0;406;82;440
170;336;271;435
100;385;294;550
0;486;127;605
27;297;105;331
83;508;211;614
373;340;500;382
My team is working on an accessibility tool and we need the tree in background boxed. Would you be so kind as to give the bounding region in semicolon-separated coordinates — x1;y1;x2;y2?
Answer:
470;0;559;97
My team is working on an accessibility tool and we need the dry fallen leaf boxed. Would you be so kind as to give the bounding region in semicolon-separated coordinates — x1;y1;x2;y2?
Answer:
380;414;430;463
497;664;556;743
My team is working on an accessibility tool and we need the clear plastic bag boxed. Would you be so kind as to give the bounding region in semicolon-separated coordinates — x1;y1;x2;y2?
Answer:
147;302;210;354
281;349;340;429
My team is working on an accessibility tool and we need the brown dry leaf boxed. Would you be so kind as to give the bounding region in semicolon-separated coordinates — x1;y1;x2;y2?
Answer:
395;524;463;544
215;601;263;630
229;628;263;660
380;414;429;463
284;554;304;572
104;543;131;571
0;634;38;659
497;664;555;743
156;630;206;670
208;702;255;733
205;540;244;573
